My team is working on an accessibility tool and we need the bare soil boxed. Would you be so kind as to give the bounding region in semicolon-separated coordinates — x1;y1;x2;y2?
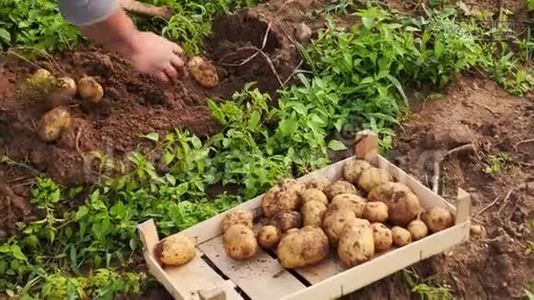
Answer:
1;0;533;298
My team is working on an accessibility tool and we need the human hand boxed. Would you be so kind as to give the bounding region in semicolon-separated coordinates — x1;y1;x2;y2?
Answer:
128;31;185;83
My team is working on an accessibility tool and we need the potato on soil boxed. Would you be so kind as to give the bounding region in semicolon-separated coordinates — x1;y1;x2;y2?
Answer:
78;75;104;104
187;56;219;88
38;106;73;142
322;209;357;246
221;209;253;232
337;218;374;267
301;201;327;227
325;180;358;199
157;233;196;266
277;225;329;268
300;188;328;206
257;225;281;249
261;179;305;217
55;77;77;98
422;207;454;233
391;226;412;246
30;68;54;83
357;167;394;192
329;194;366;217
223;224;257;260
363;201;388;223
407;219;428;240
305;176;330;192
371;223;393;252
368;182;421;226
343;158;372;184
270;211;302;233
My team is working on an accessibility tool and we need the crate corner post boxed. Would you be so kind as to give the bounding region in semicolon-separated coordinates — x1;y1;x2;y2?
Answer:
354;130;378;160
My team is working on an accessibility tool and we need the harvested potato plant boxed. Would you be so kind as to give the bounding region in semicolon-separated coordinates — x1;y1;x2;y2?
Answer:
223;224;258;260
277;226;329;268
157;233;196;266
368;182;421;226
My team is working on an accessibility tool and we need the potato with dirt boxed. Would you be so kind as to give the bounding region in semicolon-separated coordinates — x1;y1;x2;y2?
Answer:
306;176;330;192
422;207;454;233
270;211;302;233
261;179;305;217
391;226;412;246
187;56;219;88
301;201;327;227
257;225;281;249
38;106;73;142
78;75;104;104
371;223;393;252
322;208;357;246
337;218;374;267
157;233;196;266
363;201;388;223
368;182;421;226
325;180;358;199
343;158;372;184
223;224;258;260
407;219;428;240
221;209;254;232
330;194;366;217
357;167;394;192
277;225;329;268
300;188;328;206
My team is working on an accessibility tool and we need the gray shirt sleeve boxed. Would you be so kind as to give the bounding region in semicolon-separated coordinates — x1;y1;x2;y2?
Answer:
58;0;120;26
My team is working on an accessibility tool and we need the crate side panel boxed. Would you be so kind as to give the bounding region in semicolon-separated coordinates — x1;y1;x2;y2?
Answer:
198;235;307;300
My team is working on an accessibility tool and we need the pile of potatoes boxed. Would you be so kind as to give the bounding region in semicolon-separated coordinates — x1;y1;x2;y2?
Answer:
220;158;455;269
26;68;104;142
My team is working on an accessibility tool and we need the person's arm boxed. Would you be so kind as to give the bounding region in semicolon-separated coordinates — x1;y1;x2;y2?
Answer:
58;0;184;83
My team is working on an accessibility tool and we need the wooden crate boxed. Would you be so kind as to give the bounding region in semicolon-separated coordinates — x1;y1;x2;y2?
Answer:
137;130;471;300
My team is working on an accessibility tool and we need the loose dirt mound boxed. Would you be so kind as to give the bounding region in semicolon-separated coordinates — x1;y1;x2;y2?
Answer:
0;8;306;234
346;75;534;299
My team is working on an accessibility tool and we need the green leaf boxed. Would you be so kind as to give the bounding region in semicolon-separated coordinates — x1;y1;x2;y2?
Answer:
526;289;534;300
140;132;159;142
10;245;27;261
75;206;89;221
362;16;375;29
278;118;298;136
327;140;348;151
0;28;10;43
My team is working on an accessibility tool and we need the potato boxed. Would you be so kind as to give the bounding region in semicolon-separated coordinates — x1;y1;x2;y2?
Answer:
325;180;358;199
271;211;302;233
357;167;394;192
322;209;356;246
55;77;77;98
301;201;327;227
221;209;253;232
337;218;374;267
38;106;73;142
187;56;219;88
78;75;104;104
407;219;428;240
157;233;196;266
301;188;328;206
363;201;388;223
306;176;330;191
257;225;281;249
422;207;453;233
223;224;257;260
277;225;329;268
30;68;53;83
371;223;393;252
343;159;372;184
391;226;412;246
330;194;366;217
261;179;305;217
368;182;421;226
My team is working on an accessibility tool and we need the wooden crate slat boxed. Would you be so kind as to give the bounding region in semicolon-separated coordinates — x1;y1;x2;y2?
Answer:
294;253;345;285
197;235;307;300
